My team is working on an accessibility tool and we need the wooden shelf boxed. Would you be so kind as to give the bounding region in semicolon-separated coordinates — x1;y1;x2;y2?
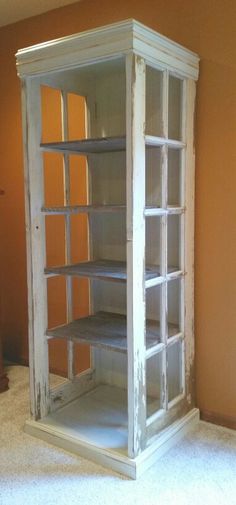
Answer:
47;311;163;353
42;204;126;214
40;135;185;155
45;259;162;282
42;205;184;216
40;136;125;154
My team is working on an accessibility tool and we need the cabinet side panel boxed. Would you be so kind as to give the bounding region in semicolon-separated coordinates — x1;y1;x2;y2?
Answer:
21;78;50;420
184;79;196;407
126;54;146;457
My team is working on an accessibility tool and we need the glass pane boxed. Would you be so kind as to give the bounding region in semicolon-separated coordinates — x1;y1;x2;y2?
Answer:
167;214;181;272
146;216;161;278
41;85;62;143
146;352;163;417
146;146;161;207
168;76;183;140
146;284;161;349
43;152;64;207
67;94;86;140
45;214;65;267
167;341;183;402
146;66;163;137
90;151;126;205
168;149;182;207
167;278;182;338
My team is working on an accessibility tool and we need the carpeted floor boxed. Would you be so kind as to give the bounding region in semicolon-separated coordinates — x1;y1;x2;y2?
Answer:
0;365;236;505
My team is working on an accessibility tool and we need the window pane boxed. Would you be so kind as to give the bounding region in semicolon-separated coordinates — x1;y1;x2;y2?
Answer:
168;76;182;140
167;341;183;402
146;352;163;417
146;66;163;137
168;149;182;206
167;278;182;338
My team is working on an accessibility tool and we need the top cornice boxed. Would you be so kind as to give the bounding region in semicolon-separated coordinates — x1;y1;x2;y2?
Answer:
16;19;199;80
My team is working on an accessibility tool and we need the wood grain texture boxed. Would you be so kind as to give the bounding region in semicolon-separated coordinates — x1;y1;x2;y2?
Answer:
40;135;186;155
45;259;162;282
126;53;146;458
41;136;126;154
21;78;50;420
46;311;178;353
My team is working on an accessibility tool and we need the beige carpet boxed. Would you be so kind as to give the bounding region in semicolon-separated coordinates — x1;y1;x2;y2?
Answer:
0;365;236;505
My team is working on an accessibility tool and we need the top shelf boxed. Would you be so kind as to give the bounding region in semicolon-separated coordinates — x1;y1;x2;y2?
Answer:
40;135;186;154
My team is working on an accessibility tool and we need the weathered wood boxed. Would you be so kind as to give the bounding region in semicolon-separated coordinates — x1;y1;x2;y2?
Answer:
145;135;185;148
46;311;173;354
40;136;126;154
40;134;185;155
42;204;126;214
183;78;196;407
50;369;96;413
126;53;146;458
42;204;184;216
18;20;199;475
45;259;161;282
61;89;74;381
16;20;199;82
21;78;50;420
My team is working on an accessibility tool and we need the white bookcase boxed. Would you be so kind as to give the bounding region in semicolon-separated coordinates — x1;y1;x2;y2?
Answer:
16;20;199;478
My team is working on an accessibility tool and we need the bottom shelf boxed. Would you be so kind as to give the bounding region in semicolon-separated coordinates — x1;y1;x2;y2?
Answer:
25;384;199;478
41;385;128;454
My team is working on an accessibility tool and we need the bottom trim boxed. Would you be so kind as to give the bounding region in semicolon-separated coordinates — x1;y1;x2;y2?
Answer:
24;408;199;479
200;409;236;431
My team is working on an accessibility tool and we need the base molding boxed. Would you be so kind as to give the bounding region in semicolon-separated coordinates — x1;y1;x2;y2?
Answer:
25;408;199;479
200;409;236;431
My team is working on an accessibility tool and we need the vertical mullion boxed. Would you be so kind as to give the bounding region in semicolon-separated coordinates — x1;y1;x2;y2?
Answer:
22;78;49;419
61;91;74;381
126;53;146;458
161;69;169;410
180;79;187;396
160;146;168;410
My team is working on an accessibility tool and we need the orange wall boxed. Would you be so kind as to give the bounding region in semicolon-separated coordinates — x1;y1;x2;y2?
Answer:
0;0;236;417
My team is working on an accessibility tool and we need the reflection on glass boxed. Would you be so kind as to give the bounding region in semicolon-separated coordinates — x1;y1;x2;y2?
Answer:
167;278;181;338
167;214;181;272
146;66;163;137
168;149;181;206
146;352;163;417
167;341;183;402
168;76;182;140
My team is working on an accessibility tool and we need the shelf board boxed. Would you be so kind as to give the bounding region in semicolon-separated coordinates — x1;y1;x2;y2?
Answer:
40;135;186;155
42;205;184;216
42;204;126;215
47;311;164;353
45;259;162;282
40;136;126;154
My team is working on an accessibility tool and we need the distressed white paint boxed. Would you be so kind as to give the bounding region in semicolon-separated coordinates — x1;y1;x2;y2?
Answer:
183;78;197;406
126;53;146;457
50;369;96;413
21;78;49;419
18;19;199;475
61;90;74;380
16;20;199;80
24;394;199;479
